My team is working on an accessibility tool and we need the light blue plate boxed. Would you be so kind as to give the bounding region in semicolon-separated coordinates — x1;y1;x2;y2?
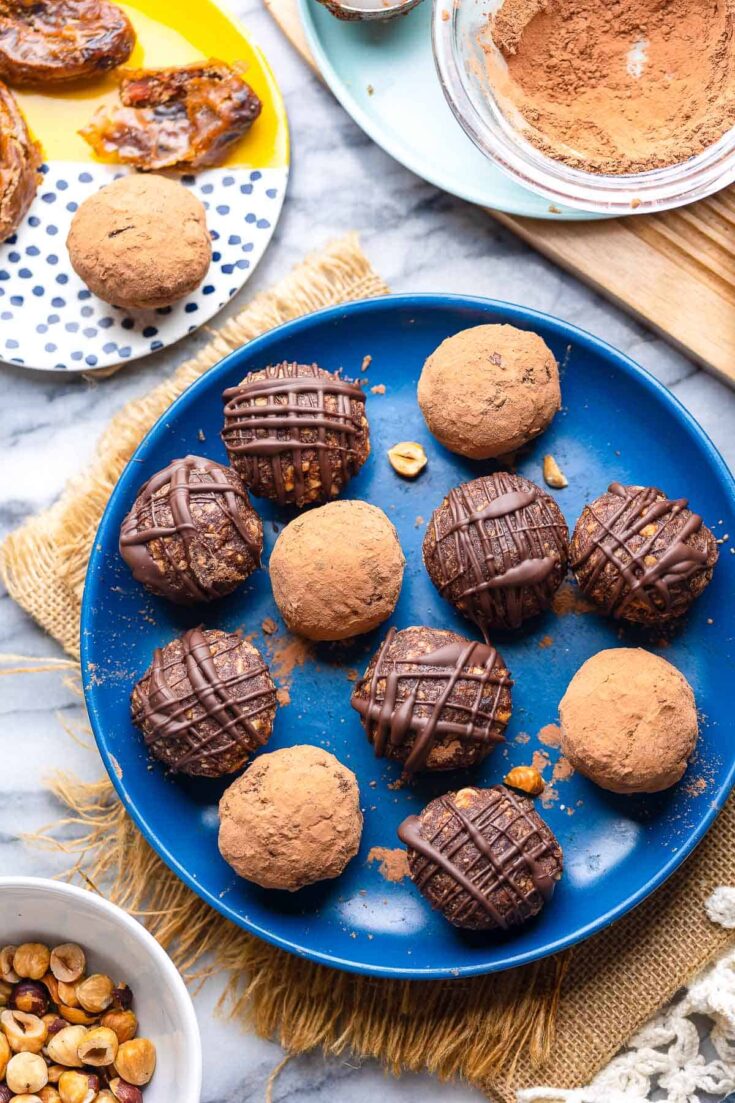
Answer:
299;0;592;219
82;295;735;978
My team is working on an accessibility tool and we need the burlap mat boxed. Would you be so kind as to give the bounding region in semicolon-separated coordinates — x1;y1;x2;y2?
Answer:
2;234;733;1102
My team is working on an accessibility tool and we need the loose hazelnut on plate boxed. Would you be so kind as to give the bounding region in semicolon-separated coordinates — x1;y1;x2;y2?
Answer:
100;1010;137;1045
57;1070;96;1103
0;948;19;984
109;1080;143;1103
110;986;132;1013
39;1088;62;1103
0;1030;9;1076
12;982;49;1018
75;975;113;1015
57;1006;97;1027
45;1065;65;1084
0;980;12;1008
49;947;86;987
77;1026;118;1067
45;1025;87;1067
113;1039;156;1086
6;1050;48;1094
5;1095;42;1103
13;946;50;982
0;1009;47;1053
55;984;78;1011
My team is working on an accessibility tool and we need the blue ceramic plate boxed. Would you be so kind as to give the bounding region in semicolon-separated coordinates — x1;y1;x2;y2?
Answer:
299;0;591;219
82;295;735;978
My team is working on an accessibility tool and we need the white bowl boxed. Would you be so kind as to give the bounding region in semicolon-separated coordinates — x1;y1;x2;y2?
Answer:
0;877;202;1103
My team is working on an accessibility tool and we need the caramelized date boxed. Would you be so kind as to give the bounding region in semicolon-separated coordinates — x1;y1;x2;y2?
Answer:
80;59;262;170
0;78;41;240
0;0;135;86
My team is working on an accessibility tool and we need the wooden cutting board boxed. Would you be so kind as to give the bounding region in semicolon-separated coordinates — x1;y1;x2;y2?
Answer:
267;0;735;387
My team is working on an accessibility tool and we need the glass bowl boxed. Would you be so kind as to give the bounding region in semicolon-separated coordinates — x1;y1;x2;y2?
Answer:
432;0;735;215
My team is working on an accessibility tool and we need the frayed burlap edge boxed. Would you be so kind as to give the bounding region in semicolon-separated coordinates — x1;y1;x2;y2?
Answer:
0;233;386;658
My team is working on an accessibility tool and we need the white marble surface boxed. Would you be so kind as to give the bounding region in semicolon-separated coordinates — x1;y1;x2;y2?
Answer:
2;1;735;1100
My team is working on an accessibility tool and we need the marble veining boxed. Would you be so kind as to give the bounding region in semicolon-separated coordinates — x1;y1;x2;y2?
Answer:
1;0;734;1099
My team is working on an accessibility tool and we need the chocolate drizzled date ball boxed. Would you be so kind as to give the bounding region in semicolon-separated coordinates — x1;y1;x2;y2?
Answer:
423;472;568;635
221;361;370;507
119;455;262;605
571;483;718;625
351;626;512;773
130;627;277;777
398;786;563;931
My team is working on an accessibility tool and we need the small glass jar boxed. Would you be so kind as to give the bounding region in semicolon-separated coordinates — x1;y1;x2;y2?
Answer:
432;0;735;215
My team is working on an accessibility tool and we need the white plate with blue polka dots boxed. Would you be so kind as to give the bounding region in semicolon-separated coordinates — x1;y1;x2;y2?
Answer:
0;0;289;373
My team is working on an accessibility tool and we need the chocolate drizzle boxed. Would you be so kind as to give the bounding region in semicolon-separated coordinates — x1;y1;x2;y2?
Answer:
131;627;276;776
572;483;712;619
426;473;568;634
221;362;369;506
398;786;560;930
351;627;511;773
120;455;261;603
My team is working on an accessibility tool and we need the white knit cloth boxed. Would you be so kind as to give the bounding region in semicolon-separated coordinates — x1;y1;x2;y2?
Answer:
519;888;735;1103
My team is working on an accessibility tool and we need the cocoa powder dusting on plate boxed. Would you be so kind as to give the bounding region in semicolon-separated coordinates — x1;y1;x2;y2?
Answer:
367;846;410;882
483;0;735;174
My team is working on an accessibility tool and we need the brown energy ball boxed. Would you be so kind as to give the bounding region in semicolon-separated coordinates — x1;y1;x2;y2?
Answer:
398;785;563;931
130;627;277;777
221;361;370;507
269;500;405;640
570;483;718;625
559;648;698;794
67;173;211;309
351;626;512;773
417;324;561;459
423;471;568;634
218;745;363;890
119;455;262;605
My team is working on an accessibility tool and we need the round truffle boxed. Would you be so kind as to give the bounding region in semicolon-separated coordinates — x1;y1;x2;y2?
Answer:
221;361;370;507
130;627;277;777
398;785;563;930
351;626;512;773
417;324;561;459
423;472;568;634
559;647;698;794
67;173;211;309
269;500;405;640
570;483;718;625
119;455;262;605
218;744;363;891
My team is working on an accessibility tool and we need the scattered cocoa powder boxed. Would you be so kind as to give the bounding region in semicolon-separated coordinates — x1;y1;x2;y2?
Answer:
538;634;554;649
552;584;596;617
552;755;574;782
367;846;410;882
537;722;561;748
532;748;551;774
483;0;735;174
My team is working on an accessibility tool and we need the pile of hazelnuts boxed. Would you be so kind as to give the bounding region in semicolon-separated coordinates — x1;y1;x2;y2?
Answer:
0;942;157;1103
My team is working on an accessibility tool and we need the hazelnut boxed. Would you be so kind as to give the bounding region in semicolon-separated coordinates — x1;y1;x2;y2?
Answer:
77;1026;118;1067
504;765;545;797
387;441;427;479
6;1052;48;1094
113;1039;156;1086
100;1011;136;1045
0;949;19;984
12;983;49;1018
6;1096;42;1103
0;980;14;1008
109;1080;142;1103
41;1017;65;1038
0;1030;9;1077
75;975;113;1015
57;1007;97;1028
57;1072;95;1103
1;1011;47;1054
55;986;77;1012
45;1025;87;1068
110;987;132;1013
49;948;85;987
542;454;568;489
13;947;50;983
95;1094;116;1103
44;1067;65;1085
0;1089;11;1103
39;1090;62;1103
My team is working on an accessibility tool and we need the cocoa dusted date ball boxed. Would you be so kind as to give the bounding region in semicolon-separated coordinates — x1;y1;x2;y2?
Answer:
423;471;568;635
119;455;262;605
398;785;563;931
351;626;512;773
221;361;371;507
570;482;718;625
130;627;277;777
